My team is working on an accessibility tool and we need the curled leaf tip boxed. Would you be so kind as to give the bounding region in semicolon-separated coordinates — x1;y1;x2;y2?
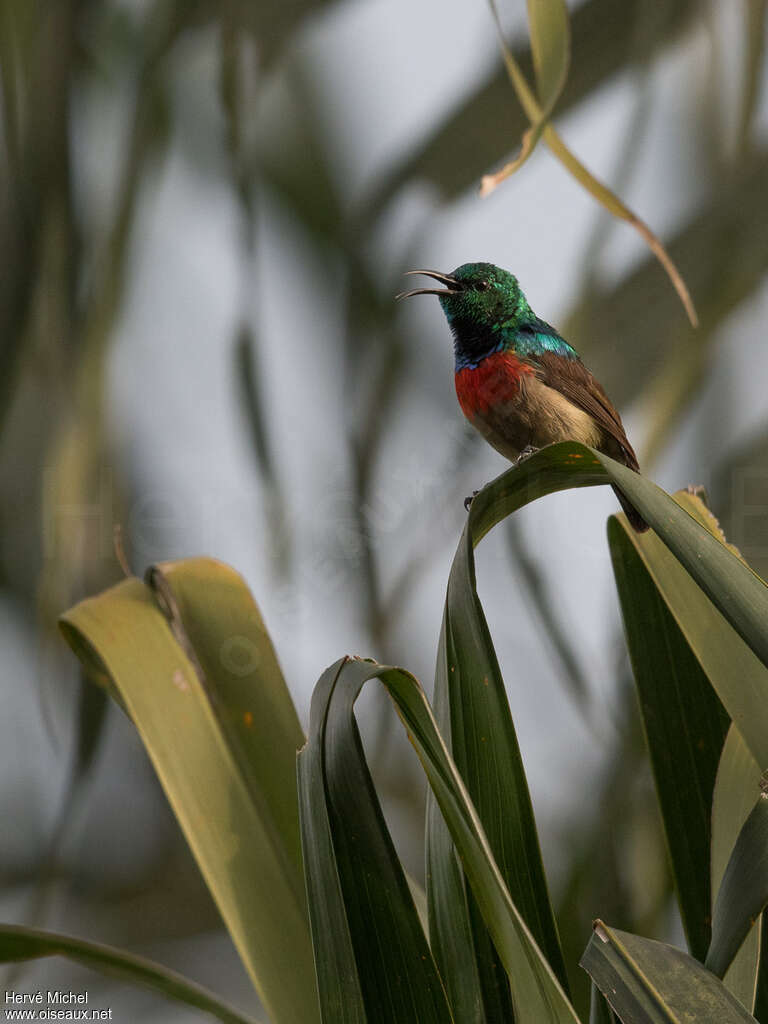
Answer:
479;174;500;197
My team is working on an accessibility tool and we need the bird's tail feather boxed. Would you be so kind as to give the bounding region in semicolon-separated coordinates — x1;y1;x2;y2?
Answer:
612;484;649;533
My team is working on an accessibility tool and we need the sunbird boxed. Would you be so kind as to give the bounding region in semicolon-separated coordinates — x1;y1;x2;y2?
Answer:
398;262;648;532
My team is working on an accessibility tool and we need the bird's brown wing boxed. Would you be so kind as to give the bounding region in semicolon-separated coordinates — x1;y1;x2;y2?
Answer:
533;351;640;471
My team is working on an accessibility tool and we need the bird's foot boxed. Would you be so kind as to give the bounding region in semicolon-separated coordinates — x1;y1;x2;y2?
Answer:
514;445;539;465
464;490;480;511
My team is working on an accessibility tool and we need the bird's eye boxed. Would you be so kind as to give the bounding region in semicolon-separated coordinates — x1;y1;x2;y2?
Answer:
476;280;490;291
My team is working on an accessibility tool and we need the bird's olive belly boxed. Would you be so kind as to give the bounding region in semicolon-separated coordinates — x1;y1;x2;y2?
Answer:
467;376;603;461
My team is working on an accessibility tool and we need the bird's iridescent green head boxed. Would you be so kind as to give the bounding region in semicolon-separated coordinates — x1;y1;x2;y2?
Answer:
397;262;533;364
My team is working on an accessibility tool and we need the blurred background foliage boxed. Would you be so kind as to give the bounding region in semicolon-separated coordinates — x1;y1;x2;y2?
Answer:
0;0;766;1019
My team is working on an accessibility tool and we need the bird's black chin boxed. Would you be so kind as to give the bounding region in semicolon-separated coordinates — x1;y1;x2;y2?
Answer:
396;269;464;300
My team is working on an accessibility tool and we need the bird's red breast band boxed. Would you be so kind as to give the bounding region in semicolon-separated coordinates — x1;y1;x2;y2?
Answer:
454;351;534;418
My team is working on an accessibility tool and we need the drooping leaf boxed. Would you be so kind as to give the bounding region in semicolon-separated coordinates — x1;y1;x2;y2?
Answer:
427;459;571;1018
540;126;698;324
298;657;454;1024
711;726;762;1010
300;656;580;1024
427;445;768;1015
0;923;258;1024
594;459;768;687
146;557;306;883
608;496;730;959
567;151;768;409
484;0;696;325
434;443;768;685
605;485;768;768
60;567;319;1024
582;921;757;1022
707;780;768;981
362;0;697;219
480;0;569;187
527;0;570;107
296;660;368;1024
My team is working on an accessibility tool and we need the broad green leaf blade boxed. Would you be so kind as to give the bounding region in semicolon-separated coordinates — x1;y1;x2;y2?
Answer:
425;442;768;988
711;726;762;1009
453;443;768;748
428;444;766;1010
297;660;367;1024
707;783;768;979
427;463;571;1015
608;508;730;959
595;450;768;683
0;923;257;1024
589;982;616;1024
582;922;757;1023
60;575;319;1024
431;617;516;1024
426;621;487;1024
603;479;768;768
426;792;486;1024
147;558;305;885
304;657;580;1024
299;658;453;1024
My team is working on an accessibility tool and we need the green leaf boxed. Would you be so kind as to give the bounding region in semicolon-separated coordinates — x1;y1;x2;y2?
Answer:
300;657;581;1024
604;484;768;768
487;1;694;321
707;779;768;980
0;923;258;1024
590;459;768;688
589;982;616;1024
298;658;453;1024
426;445;768;1012
417;443;768;772
59;566;319;1024
711;726;762;1009
362;0;697;219
608;500;730;960
427;462;571;1018
480;0;569;187
146;557;306;884
426;635;488;1024
582;921;757;1022
296;660;368;1024
527;0;570;107
540;125;698;324
444;444;768;692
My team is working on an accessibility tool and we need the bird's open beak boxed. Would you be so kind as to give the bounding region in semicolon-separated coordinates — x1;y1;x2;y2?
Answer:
395;269;463;300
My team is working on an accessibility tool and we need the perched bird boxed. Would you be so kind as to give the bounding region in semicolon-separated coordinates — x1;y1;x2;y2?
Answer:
397;262;648;532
